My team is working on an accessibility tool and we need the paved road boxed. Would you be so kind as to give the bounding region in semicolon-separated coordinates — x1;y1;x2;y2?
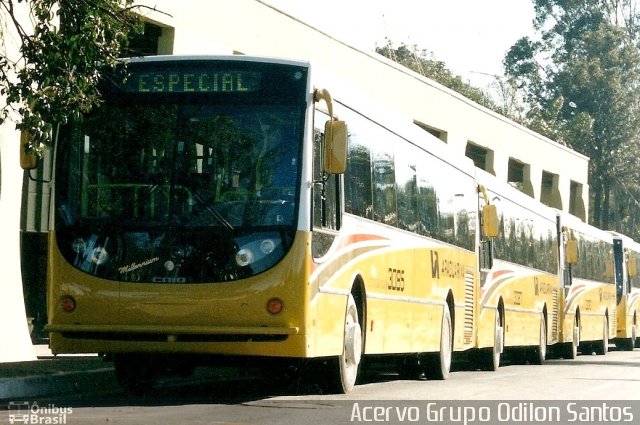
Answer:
1;348;639;425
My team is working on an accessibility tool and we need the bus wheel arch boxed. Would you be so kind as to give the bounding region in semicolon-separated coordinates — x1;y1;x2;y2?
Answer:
446;290;455;344
350;275;367;342
568;308;580;359
634;311;639;348
497;298;505;338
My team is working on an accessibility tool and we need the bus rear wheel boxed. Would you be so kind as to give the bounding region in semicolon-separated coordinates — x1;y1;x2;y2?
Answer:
564;315;579;359
595;316;608;356
618;323;636;351
474;307;502;371
423;306;452;380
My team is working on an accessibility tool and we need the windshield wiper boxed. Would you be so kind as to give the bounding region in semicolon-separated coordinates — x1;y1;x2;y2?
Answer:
190;191;234;231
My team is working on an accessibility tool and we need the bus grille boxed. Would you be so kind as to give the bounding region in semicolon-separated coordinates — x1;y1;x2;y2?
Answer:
551;289;559;341
464;267;475;345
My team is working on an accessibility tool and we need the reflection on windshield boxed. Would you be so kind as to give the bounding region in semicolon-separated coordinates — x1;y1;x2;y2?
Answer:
70;104;300;228
56;101;304;283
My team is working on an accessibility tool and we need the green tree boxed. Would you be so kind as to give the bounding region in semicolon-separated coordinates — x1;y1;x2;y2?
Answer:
0;0;143;154
504;0;640;235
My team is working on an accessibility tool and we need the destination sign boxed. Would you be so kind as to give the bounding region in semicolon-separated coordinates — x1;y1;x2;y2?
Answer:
126;70;262;93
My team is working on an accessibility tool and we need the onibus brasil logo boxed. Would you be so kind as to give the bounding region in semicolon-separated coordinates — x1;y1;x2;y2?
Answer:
8;401;72;424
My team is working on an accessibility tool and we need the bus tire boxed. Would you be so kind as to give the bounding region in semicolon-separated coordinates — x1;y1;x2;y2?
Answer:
529;313;547;365
595;316;608;355
564;314;579;359
423;306;452;380
622;323;637;351
478;307;502;371
327;293;362;393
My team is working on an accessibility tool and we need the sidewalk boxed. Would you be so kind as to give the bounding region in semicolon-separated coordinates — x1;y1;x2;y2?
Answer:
0;346;115;401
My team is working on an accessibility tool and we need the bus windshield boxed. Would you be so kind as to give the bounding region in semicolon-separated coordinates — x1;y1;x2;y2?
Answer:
55;59;308;283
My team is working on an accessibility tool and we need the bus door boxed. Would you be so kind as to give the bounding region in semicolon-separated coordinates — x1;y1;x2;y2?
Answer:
613;239;626;305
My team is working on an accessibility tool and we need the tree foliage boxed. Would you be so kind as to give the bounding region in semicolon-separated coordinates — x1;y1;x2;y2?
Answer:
504;0;640;235
0;0;143;154
376;43;497;109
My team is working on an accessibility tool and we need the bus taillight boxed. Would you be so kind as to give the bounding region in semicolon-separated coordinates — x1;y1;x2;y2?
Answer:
267;298;284;315
60;295;76;313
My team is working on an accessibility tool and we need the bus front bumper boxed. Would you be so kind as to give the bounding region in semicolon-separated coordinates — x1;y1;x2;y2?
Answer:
46;324;305;357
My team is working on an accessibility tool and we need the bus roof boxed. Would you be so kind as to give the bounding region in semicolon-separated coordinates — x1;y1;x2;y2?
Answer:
557;210;614;243
120;54;310;69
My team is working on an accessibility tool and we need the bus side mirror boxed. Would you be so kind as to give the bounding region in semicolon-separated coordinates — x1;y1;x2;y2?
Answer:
565;239;578;265
323;119;347;175
482;204;499;238
628;255;637;277
20;130;38;170
606;260;615;279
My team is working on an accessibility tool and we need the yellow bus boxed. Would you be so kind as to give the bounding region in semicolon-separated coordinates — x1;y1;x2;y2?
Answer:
611;233;640;350
474;170;562;369
45;55;496;393
557;212;616;358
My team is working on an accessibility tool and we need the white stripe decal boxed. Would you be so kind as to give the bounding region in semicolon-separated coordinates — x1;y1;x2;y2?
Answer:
503;306;540;315
318;287;350;297
365;292;447;307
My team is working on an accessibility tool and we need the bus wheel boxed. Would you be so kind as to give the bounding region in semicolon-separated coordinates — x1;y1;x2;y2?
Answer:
530;314;547;365
477;308;502;371
328;294;362;393
423;306;452;380
114;354;157;395
565;315;579;359
620;323;636;351
595;316;608;355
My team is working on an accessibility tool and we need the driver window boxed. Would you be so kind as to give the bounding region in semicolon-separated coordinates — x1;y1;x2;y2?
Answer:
312;123;341;259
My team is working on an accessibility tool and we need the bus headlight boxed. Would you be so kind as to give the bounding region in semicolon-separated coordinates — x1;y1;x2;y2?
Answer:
260;239;276;255
235;248;253;267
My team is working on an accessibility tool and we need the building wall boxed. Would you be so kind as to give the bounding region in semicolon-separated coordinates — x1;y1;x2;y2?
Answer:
0;3;38;361
137;0;590;219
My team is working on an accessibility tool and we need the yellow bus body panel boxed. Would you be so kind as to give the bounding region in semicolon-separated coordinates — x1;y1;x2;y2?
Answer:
477;261;561;349
48;231;313;357
309;232;477;357
616;291;640;339
562;280;616;344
